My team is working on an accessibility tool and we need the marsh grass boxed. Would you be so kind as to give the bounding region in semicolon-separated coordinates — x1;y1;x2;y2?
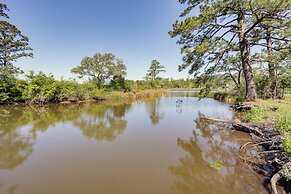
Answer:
104;89;168;101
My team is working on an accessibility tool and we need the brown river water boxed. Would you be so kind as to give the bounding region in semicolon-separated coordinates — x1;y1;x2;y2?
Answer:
0;91;267;194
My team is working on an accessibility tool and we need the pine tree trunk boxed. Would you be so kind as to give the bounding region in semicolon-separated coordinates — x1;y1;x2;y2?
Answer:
238;22;257;101
266;28;277;99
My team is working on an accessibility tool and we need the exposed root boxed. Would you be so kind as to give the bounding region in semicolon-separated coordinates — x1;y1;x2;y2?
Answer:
240;141;253;150
199;115;290;193
271;162;291;194
232;121;264;136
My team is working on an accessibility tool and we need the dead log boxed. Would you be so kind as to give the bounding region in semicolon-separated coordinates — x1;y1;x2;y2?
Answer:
200;116;230;123
230;103;253;111
200;116;264;136
271;162;291;194
232;122;264;136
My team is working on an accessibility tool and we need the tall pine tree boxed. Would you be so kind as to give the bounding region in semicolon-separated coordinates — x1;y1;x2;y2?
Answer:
170;0;290;101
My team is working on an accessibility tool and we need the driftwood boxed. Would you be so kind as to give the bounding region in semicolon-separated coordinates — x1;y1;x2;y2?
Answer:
271;162;291;194
230;103;253;111
200;116;229;123
200;116;264;136
232;122;264;136
200;115;290;193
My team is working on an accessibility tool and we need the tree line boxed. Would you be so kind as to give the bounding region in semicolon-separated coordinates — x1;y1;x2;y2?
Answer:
0;3;195;104
1;1;290;104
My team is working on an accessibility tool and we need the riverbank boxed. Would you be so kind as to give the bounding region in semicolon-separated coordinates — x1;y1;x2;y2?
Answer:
203;93;291;193
235;99;291;193
1;89;168;106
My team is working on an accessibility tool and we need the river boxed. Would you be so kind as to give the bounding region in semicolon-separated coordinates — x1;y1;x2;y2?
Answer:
0;91;266;194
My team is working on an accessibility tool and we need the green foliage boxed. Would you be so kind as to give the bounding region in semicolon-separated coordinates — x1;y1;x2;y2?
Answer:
208;160;223;170
0;66;24;104
0;3;32;104
275;117;291;132
109;75;130;92
145;60;166;87
0;4;32;66
170;0;290;101
213;92;229;102
0;3;9;18
56;79;90;101
283;138;291;155
282;166;291;181
22;71;58;101
245;100;291;134
245;106;268;122
71;53;127;88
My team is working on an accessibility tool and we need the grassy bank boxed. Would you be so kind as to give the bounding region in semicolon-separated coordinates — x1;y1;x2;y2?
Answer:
245;99;291;132
243;99;291;156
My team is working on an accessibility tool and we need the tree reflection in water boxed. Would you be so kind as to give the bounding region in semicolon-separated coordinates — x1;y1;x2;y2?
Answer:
169;113;265;194
0;131;33;170
0;109;33;194
0;184;18;194
0;102;132;193
145;98;164;125
73;103;131;141
0;101;132;169
0;108;34;171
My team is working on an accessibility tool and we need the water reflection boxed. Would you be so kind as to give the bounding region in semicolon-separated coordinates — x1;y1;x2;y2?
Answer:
0;184;18;194
0;102;131;141
0;94;266;194
73;103;131;141
0;102;131;171
0;130;33;170
169;113;264;194
145;99;164;125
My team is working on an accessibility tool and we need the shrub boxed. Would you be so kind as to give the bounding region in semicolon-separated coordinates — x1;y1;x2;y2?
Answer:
275;117;291;132
283;138;291;155
213;92;229;102
245;106;268;122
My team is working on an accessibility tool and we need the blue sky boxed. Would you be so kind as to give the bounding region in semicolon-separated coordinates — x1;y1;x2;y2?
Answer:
2;0;190;80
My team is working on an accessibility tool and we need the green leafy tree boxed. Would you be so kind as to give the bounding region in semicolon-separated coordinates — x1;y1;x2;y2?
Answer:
0;66;19;103
252;16;291;99
170;0;290;101
109;75;130;92
23;71;58;102
145;60;166;87
0;3;9;18
218;54;243;89
0;3;32;67
71;53;127;88
0;3;32;103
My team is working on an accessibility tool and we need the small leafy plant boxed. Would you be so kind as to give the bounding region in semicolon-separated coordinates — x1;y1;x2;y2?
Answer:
283;138;291;155
208;160;223;170
275;117;291;132
282;166;291;181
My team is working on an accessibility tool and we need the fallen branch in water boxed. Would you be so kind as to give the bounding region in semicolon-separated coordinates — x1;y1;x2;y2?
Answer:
200;116;230;123
200;116;265;136
199;114;290;193
232;122;264;136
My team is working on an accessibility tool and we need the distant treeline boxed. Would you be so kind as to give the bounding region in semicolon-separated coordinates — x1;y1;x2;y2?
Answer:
0;70;202;105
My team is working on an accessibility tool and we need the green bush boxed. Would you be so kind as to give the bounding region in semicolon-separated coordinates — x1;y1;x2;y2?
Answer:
213;92;229;102
275;117;291;132
245;106;268;122
283;138;291;155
